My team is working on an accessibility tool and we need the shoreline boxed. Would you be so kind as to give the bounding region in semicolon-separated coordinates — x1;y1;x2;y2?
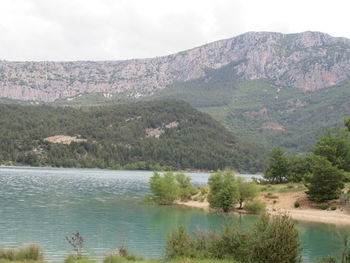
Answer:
176;192;350;226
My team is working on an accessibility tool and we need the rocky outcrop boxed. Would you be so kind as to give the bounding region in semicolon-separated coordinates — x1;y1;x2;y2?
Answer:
1;31;350;102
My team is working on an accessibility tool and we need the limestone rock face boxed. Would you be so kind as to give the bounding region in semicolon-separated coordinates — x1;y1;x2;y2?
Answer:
1;31;350;102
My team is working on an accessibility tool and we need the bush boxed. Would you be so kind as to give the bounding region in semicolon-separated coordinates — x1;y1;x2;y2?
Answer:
165;214;301;263
165;226;194;258
207;171;239;212
148;172;180;205
244;200;266;214
330;206;337;210
176;173;195;201
0;244;42;261
294;201;300;208
318;203;329;210
250;215;302;263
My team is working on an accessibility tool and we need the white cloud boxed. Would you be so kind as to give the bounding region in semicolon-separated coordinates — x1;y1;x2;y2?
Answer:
0;0;349;61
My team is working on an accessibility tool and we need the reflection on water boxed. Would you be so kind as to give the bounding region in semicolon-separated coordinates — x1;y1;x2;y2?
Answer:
0;166;349;262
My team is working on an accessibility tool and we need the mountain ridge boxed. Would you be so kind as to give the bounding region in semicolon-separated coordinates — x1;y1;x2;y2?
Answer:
2;31;350;102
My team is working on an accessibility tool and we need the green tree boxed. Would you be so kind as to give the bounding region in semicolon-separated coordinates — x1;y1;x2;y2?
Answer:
312;128;350;171
148;171;179;204
175;173;195;201
288;155;313;182
264;147;290;183
207;171;239;212
237;177;260;209
305;156;344;202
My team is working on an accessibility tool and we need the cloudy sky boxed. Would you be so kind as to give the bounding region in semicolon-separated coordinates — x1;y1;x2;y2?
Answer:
1;0;349;61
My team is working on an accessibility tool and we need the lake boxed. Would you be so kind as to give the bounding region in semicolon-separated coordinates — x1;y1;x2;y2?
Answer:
0;166;348;262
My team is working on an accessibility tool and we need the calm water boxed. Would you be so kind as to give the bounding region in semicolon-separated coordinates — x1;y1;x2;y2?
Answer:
0;166;349;262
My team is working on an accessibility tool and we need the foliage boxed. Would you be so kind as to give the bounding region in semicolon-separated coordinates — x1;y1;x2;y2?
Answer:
153;58;350;155
165;214;301;263
66;232;84;258
318;203;329;210
0;244;42;261
236;177;260;209
312;128;350;171
148;172;180;205
207;171;239;212
250;215;301;263
0;100;266;172
287;155;313;183
305;156;345;202
175;173;195;201
294;202;300;208
346;118;350;133
264;147;290;183
165;226;194;259
244;200;266;214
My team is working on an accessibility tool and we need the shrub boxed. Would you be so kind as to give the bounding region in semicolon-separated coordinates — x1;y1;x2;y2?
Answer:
244;200;266;214
0;244;42;261
176;173;195;201
237;177;260;209
165;226;194;258
250;215;302;263
318;203;329;210
330;206;337;210
165;214;301;263
207;171;239;212
294;201;300;208
148;172;180;205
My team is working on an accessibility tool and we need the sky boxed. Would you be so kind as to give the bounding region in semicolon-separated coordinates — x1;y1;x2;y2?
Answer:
1;0;350;61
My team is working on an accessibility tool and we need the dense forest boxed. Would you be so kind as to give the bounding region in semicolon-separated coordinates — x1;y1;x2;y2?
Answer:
0;100;265;172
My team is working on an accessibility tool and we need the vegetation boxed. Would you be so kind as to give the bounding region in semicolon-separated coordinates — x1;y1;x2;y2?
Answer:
0;100;265;172
0;245;42;262
175;173;196;201
152;57;350;154
165;214;301;263
148;172;180;205
244;200;266;214
207;171;239;212
263;120;350;203
236;177;260;209
264;147;290;183
305;156;344;202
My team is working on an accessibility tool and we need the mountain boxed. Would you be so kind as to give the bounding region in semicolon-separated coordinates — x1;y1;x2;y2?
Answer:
1;31;350;102
1;31;350;153
0;100;265;172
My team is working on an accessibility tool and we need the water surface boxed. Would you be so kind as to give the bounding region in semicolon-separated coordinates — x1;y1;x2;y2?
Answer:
0;166;348;262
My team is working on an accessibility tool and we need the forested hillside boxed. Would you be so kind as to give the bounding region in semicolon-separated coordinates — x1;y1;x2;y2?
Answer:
0;100;265;172
153;62;350;153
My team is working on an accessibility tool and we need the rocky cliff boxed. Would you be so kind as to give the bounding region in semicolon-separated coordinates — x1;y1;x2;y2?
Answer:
1;31;350;102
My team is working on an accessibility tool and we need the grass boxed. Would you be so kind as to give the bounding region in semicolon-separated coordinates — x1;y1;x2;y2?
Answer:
0;245;42;262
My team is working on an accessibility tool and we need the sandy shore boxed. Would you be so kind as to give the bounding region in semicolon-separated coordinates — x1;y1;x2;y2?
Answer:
176;192;350;226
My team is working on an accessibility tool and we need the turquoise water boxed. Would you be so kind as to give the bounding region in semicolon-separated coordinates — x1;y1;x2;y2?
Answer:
0;166;349;262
